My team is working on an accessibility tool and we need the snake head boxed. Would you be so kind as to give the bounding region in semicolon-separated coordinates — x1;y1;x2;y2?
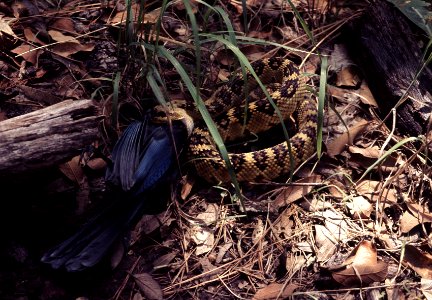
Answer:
152;105;194;137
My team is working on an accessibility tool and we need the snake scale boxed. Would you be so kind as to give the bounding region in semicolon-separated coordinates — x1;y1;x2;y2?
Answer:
169;57;317;183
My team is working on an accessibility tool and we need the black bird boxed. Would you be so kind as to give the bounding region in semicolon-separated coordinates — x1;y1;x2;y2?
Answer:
41;107;193;272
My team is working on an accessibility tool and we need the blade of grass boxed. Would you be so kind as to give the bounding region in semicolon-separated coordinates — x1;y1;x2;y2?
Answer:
147;69;167;106
356;136;420;183
317;56;327;158
183;0;245;210
143;43;246;210
285;0;315;45
112;71;121;129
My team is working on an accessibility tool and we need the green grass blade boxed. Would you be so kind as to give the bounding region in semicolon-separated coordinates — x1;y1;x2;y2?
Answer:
317;56;327;158
356;136;420;183
111;71;121;129
144;43;246;209
285;0;315;45
183;0;245;209
147;68;168;106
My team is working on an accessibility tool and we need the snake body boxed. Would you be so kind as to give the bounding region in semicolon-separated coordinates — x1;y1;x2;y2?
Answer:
176;57;317;183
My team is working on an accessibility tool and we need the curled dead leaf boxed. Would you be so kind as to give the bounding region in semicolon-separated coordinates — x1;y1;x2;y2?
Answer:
400;211;422;233
346;196;373;219
335;65;361;88
272;175;322;209
403;245;432;279
133;273;163;300
190;225;214;255
58;156;85;184
315;225;338;262
331;240;388;286
356;180;398;207
406;202;432;223
326;119;369;157
253;283;298;300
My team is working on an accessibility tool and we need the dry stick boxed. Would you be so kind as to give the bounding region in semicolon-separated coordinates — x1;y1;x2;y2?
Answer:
164;225;304;292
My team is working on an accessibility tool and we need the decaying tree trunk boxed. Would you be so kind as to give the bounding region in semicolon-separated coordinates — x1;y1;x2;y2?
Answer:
347;0;432;137
0;100;103;175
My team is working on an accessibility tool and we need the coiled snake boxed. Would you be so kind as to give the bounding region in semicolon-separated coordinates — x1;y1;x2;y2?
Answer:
170;57;317;183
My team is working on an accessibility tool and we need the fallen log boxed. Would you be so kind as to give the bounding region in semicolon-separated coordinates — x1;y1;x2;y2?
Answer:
0;99;103;175
346;0;432;137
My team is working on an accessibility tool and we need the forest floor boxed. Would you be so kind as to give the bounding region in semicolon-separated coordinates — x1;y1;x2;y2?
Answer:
0;0;431;299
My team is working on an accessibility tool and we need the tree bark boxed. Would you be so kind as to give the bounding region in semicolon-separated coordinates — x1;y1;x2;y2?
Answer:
346;0;432;137
0;99;103;175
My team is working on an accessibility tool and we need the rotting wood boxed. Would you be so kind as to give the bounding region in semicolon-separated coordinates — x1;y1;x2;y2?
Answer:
346;0;432;137
0;99;103;175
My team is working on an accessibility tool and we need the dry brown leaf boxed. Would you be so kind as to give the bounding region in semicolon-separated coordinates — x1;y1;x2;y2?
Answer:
421;278;432;300
51;18;76;33
321;210;350;243
132;213;167;241
132;292;144;300
199;257;219;279
0;15;17;38
348;145;380;158
252;218;265;244
356;180;398;207
215;243;232;264
331;240;388;286
326;119;369;157
111;4;160;24
272;175;322;209
51;41;95;58
386;278;406;300
253;283;298;300
196;203;219;226
356;81;378;107
315;225;338;262
335;66;361;88
285;254;307;276
400;211;421;233
11;44;40;65
326;178;347;199
299;198;333;212
153;252;177;270
346;196;373;219
109;238;125;270
180;176;194;200
24;28;45;45
0;111;7;121
85;157;107;171
133;273;163;300
48;30;79;43
273;209;294;239
190;225;214;255
406;202;432;223
349;146;399;171
403;245;432;279
17;85;62;104
214;48;236;66
58;156;85;184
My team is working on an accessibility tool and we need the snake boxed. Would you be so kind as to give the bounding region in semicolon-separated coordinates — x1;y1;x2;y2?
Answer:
170;57;317;183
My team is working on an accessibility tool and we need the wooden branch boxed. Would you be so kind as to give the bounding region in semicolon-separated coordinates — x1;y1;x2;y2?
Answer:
347;0;432;137
0;99;103;175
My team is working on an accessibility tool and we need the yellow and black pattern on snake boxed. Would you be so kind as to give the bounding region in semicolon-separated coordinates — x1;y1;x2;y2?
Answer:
179;57;317;183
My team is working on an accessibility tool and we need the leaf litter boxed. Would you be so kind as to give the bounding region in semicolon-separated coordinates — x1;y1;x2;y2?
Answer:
0;0;431;299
